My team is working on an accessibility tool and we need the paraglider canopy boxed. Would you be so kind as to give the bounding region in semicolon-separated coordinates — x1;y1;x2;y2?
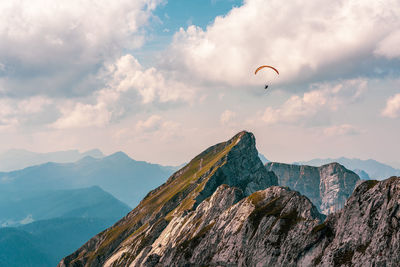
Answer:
254;65;279;75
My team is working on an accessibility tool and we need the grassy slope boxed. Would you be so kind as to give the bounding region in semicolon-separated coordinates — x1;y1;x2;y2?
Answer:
71;132;245;265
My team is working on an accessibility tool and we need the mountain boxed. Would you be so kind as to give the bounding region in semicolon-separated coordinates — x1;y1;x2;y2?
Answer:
265;162;360;214
0;227;52;267
0;186;131;266
294;157;400;180
58;131;278;266
388;161;400;169
0;149;104;172
258;153;269;164
0;217;122;267
59;151;400;265
0;186;130;227
353;168;371;180
0;152;175;207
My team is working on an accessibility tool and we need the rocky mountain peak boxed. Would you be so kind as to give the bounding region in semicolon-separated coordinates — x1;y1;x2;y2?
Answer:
58;131;277;267
58;129;400;266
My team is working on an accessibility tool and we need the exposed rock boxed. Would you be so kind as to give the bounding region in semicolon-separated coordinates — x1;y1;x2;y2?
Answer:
59;129;399;267
265;162;360;214
58;131;277;267
95;177;399;266
313;177;400;266
150;185;324;267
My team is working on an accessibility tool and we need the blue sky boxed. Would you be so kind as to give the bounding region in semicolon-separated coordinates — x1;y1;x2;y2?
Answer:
134;0;243;65
0;0;399;166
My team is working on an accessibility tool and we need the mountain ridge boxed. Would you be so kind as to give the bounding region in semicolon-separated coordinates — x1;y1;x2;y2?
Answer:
0;152;175;207
265;161;360;214
58;131;400;266
0;149;104;172
58;131;278;266
294;157;400;180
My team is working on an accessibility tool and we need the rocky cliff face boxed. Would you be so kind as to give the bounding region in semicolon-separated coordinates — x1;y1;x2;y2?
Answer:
265;162;360;214
58;131;278;267
61;176;400;266
307;177;400;266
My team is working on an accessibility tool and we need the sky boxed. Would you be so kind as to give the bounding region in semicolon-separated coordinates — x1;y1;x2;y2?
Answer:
0;0;400;166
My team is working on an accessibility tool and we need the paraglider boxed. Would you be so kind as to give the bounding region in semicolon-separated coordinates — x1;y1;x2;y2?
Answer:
255;65;279;90
254;65;279;75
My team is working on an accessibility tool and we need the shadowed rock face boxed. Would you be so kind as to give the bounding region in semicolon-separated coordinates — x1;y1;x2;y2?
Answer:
265;162;360;214
58;131;278;267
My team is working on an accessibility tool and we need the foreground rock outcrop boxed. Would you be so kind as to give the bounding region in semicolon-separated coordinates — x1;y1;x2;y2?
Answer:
311;177;400;266
129;177;400;266
266;162;360;214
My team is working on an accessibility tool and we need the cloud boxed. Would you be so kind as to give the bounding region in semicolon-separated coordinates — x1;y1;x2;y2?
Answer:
0;96;53;131
134;115;182;141
52;54;196;129
382;93;400;118
260;79;367;126
0;0;162;97
323;124;362;137
220;110;236;124
164;0;400;87
374;30;400;59
136;115;163;132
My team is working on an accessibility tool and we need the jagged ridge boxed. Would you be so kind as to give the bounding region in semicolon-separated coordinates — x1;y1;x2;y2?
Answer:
120;177;400;266
266;162;360;214
59;131;278;266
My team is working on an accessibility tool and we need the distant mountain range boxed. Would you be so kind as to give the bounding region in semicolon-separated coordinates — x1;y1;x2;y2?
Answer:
0;185;131;267
0;151;176;207
0;217;122;267
0;149;104;172
293;157;400;180
0;150;178;266
0;186;130;227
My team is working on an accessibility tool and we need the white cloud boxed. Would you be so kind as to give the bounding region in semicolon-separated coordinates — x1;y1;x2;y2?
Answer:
0;0;162;96
136;115;162;132
134;115;182;141
165;0;400;86
220;110;236;124
261;79;367;125
382;93;400;118
0;96;53;131
323;124;362;137
52;54;196;129
103;55;195;104
374;30;400;59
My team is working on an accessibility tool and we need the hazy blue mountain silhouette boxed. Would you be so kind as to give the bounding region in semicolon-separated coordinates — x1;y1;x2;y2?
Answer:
0;186;130;227
0;149;104;172
0;151;175;207
0;217;120;267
